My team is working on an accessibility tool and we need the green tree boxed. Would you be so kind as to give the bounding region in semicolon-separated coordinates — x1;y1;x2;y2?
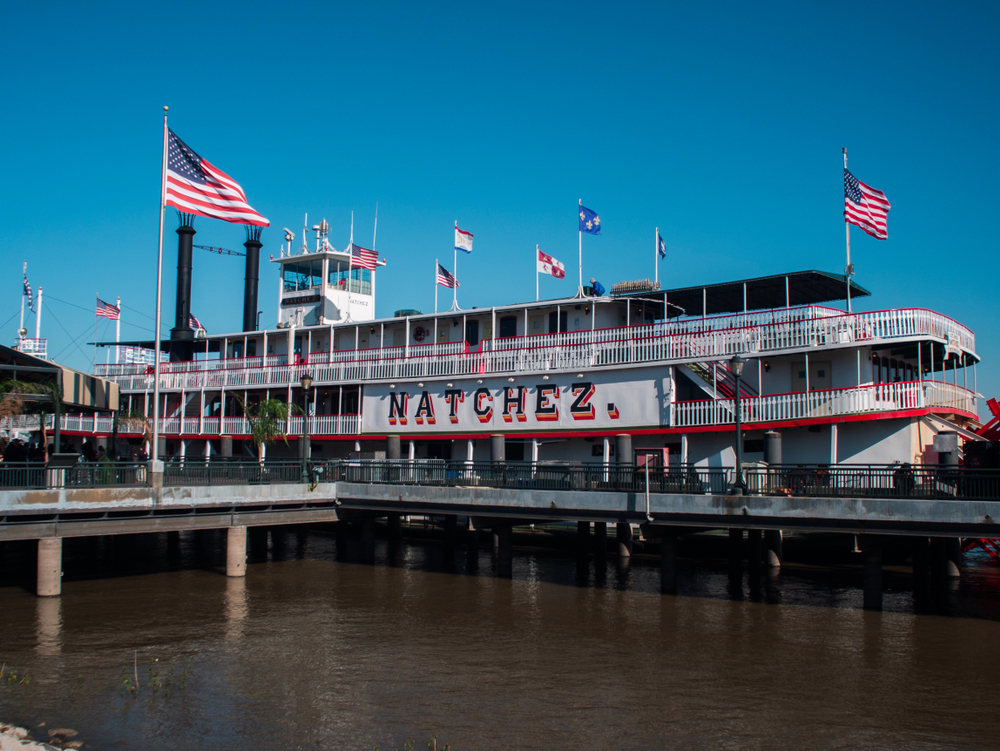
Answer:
237;397;289;462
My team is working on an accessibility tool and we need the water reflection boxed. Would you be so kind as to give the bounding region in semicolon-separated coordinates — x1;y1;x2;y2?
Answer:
224;576;248;642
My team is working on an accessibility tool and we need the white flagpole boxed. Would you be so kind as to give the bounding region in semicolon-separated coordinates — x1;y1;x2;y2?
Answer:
372;202;378;250
843;147;852;314
578;199;583;296
655;227;659;285
434;259;439;314
19;263;24;337
451;221;458;311
94;294;98;372
536;245;539;302
152;106;169;462
115;296;121;365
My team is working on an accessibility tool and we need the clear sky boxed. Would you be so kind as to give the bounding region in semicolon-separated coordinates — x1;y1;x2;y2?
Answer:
2;1;998;414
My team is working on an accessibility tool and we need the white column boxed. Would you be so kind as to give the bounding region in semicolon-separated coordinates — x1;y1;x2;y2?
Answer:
830;423;838;465
531;438;539;463
681;434;689;465
409;440;415;461
466;438;474;464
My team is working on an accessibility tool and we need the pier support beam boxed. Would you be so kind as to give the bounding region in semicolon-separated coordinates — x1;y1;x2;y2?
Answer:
616;521;633;558
594;522;607;558
226;526;247;578
764;529;783;568
577;521;590;558
728;528;744;571
660;528;679;594
493;525;513;578
387;513;402;547
912;536;931;605
36;537;62;597
861;535;882;611
945;537;962;578
747;528;762;576
361;517;376;564
443;515;458;564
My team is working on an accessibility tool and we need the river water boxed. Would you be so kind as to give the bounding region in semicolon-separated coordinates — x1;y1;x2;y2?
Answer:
2;528;1000;750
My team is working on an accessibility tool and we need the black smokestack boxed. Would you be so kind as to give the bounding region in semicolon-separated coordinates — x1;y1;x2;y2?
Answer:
243;225;262;332
170;213;196;362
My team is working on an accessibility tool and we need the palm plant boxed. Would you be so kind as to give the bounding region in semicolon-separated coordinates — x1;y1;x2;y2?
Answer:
237;397;289;462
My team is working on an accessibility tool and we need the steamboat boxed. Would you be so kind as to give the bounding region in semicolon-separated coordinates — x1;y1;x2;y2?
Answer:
9;213;986;471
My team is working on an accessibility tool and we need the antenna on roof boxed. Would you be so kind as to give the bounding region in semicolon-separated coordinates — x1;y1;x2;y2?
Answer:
300;213;309;254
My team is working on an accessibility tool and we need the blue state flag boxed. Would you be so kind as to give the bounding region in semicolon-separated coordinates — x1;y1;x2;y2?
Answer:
579;205;601;235
657;232;666;259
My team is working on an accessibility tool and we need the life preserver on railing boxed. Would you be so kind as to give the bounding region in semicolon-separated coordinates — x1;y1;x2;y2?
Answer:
413;326;427;342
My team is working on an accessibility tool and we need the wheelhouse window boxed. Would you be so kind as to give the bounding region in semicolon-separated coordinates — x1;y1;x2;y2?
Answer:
332;266;372;295
283;260;322;291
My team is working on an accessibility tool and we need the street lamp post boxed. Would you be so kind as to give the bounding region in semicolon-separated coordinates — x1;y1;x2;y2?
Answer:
729;354;747;495
300;373;313;483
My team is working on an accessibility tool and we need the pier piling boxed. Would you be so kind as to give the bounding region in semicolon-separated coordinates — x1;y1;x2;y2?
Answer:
36;537;62;597
226;526;247;578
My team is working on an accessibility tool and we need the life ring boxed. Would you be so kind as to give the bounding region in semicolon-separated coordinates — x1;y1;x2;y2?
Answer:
413;327;427;342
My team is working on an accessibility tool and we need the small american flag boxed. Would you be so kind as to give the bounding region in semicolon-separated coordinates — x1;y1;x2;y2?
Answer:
165;129;269;227
96;297;120;320
844;169;890;240
189;314;203;330
350;242;378;270
436;263;459;289
22;262;33;312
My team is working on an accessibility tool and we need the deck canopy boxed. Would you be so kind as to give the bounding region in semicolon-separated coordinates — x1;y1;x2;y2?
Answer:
616;270;870;317
0;345;119;412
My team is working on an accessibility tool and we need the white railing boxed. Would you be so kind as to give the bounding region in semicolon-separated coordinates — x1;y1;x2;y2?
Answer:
0;413;361;437
94;306;976;394
670;380;977;428
14;337;47;358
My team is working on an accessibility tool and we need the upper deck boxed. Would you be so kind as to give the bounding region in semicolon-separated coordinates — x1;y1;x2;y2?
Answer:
95;302;977;393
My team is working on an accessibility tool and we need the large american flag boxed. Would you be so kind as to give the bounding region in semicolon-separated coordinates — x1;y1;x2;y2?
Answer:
844;169;890;240
436;262;459;289
96;297;120;320
350;242;378;270
165;130;269;227
189;314;203;330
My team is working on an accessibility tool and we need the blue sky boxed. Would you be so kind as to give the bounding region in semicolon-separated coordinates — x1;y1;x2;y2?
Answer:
2;1;998;413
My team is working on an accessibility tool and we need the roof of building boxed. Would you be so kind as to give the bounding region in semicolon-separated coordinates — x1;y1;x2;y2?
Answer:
614;270;870;316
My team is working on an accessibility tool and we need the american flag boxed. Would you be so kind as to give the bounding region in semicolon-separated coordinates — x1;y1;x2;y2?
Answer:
22;262;33;312
350;243;378;270
436;262;459;289
165;129;269;227
844;169;890;240
96;297;120;320
189;314;203;330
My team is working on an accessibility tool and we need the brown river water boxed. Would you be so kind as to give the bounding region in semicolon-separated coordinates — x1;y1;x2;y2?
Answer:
2;528;1000;750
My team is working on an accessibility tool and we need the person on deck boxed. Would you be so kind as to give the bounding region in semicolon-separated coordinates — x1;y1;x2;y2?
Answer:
590;278;606;297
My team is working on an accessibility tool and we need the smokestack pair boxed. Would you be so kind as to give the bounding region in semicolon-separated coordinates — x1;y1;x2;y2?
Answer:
169;214;263;362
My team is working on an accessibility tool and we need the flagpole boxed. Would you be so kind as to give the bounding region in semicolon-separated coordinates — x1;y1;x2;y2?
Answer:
843;147;852;314
435;259;439;314
452;221;458;311
19;263;24;336
655;227;659;285
152;106;169;463
94;294;98;372
578;199;583;296
115;296;121;365
536;245;539;302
